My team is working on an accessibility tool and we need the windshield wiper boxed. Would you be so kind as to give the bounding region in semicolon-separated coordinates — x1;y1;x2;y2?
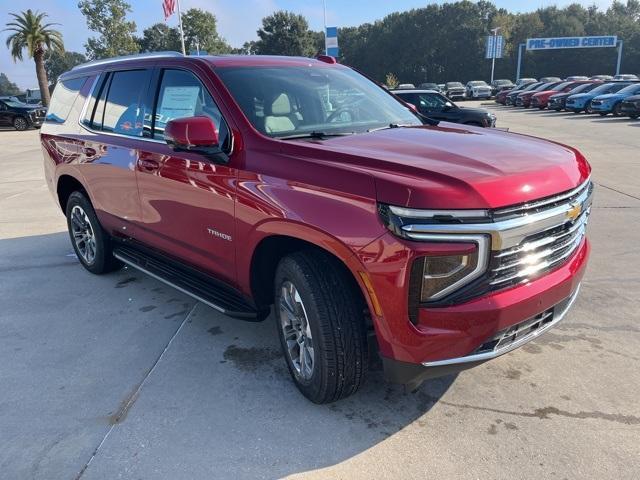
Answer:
278;131;355;140
367;123;416;133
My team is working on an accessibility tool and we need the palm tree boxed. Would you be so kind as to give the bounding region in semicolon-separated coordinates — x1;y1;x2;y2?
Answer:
4;9;64;107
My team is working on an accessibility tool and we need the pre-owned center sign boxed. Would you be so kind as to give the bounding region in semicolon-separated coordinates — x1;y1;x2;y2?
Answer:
526;36;617;50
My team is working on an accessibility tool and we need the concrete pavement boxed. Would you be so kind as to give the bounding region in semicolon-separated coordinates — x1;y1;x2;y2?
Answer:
0;109;638;479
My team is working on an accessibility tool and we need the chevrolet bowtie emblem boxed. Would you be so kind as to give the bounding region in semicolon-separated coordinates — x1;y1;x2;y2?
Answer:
566;202;582;222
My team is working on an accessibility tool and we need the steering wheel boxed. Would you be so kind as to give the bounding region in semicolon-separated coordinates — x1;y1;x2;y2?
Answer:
326;107;355;123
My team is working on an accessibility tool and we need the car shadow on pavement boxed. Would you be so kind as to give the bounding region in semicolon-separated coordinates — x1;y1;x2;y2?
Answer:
0;232;456;480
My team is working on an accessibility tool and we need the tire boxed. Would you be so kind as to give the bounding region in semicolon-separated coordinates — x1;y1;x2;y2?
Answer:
631;114;639;120
585;101;594;114
274;250;368;404
65;191;122;274
465;121;483;127
13;116;28;131
612;103;622;117
599;112;608;116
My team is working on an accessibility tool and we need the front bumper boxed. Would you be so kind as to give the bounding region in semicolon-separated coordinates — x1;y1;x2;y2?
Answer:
383;281;583;389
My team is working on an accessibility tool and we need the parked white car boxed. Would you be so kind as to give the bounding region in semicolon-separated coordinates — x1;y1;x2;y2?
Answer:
465;81;492;99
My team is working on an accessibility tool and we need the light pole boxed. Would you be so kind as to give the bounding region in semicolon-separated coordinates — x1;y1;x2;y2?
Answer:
323;0;328;55
490;27;500;83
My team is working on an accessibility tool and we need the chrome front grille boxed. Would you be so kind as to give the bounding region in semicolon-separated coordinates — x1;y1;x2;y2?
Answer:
489;207;589;287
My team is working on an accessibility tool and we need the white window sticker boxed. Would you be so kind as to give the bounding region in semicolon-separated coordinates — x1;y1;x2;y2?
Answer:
158;86;200;123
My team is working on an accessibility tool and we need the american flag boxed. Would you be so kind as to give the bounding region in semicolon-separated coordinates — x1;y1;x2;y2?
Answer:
163;0;176;20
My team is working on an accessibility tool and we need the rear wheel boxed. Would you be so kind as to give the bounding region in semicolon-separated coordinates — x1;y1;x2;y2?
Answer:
274;250;368;403
631;114;639;120
599;112;608;116
66;191;122;274
13;116;28;131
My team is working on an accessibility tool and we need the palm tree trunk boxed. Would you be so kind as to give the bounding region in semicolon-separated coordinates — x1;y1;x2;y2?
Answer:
34;48;51;107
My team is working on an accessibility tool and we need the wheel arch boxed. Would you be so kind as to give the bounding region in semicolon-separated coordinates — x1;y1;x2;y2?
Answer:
245;223;376;325
56;174;89;213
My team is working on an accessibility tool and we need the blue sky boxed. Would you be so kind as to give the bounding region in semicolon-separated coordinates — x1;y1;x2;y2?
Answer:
1;0;615;89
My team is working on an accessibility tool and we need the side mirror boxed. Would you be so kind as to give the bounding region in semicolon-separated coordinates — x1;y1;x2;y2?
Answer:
406;103;418;112
164;116;228;164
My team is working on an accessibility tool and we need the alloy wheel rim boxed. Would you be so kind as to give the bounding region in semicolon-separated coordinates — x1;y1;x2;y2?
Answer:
15;118;26;129
70;205;96;264
278;281;314;380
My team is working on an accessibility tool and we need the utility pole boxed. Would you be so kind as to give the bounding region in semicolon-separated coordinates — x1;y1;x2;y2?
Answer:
490;27;500;83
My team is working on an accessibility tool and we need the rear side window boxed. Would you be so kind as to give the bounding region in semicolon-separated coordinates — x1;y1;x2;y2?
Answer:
45;77;88;123
84;69;151;137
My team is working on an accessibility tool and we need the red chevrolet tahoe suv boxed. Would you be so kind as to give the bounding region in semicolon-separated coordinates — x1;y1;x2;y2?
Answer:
41;53;592;403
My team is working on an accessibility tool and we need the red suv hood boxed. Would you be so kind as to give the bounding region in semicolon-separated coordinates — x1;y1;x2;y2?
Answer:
532;90;557;101
282;125;590;210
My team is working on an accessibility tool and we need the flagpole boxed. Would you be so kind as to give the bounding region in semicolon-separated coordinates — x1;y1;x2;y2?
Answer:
176;0;186;55
323;0;327;55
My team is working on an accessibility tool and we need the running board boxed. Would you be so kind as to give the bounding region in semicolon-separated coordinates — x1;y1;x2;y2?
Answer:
113;245;263;321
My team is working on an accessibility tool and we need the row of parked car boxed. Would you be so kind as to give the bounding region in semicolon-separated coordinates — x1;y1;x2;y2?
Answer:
494;75;640;119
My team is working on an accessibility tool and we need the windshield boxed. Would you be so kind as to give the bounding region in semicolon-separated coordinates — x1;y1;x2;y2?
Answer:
4;100;27;108
469;81;487;87
552;82;573;91
446;82;463;88
495;80;512;85
215;66;421;138
521;82;543;92
618;84;640;95
568;83;596;94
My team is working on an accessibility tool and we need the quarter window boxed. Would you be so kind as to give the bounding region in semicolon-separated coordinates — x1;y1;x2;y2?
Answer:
152;69;229;149
45;76;88;123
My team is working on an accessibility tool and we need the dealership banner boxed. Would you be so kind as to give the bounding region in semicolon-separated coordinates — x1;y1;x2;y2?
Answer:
526;36;617;50
325;27;339;57
485;35;504;59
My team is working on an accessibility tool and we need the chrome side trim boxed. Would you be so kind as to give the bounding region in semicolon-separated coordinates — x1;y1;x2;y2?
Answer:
407;234;490;301
402;181;593;251
113;252;227;315
389;205;488;219
421;284;581;367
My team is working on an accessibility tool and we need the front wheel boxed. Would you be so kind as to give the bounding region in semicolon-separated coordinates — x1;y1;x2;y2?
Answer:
585;101;594;114
66;191;122;274
631;114;639;120
13;116;28;131
274;250;368;403
612;103;622;117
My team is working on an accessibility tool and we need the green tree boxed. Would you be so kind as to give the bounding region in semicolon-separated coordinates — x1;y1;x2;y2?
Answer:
0;73;22;96
3;9;64;106
138;23;182;52
182;8;232;54
254;11;316;56
45;50;86;85
78;0;139;59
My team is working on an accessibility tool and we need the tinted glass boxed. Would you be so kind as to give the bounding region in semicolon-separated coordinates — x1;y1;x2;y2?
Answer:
446;82;463;88
99;70;150;136
569;83;598;94
46;77;87;123
469;81;487;86
152;69;230;148
417;93;448;110
617;84;640;95
216;66;420;137
552;82;573;91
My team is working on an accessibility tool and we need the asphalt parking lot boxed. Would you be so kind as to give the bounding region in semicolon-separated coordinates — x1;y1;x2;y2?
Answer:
1;106;639;479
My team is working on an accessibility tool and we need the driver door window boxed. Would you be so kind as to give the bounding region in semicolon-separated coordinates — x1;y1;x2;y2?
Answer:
417;93;447;113
152;69;230;151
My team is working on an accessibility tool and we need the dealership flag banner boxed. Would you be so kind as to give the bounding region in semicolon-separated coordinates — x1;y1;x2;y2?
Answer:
485;35;504;59
325;27;339;57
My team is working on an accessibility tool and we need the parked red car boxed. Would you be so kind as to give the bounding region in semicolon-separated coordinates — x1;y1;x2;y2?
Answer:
531;80;597;109
41;53;592;403
516;81;564;108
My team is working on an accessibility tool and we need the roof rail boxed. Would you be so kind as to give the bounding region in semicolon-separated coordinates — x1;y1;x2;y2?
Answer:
71;51;184;71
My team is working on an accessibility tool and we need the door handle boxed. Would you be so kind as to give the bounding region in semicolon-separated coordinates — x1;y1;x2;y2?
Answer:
138;158;160;172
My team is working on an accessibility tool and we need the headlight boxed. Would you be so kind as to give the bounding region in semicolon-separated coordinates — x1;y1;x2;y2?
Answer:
379;204;490;301
414;249;484;301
